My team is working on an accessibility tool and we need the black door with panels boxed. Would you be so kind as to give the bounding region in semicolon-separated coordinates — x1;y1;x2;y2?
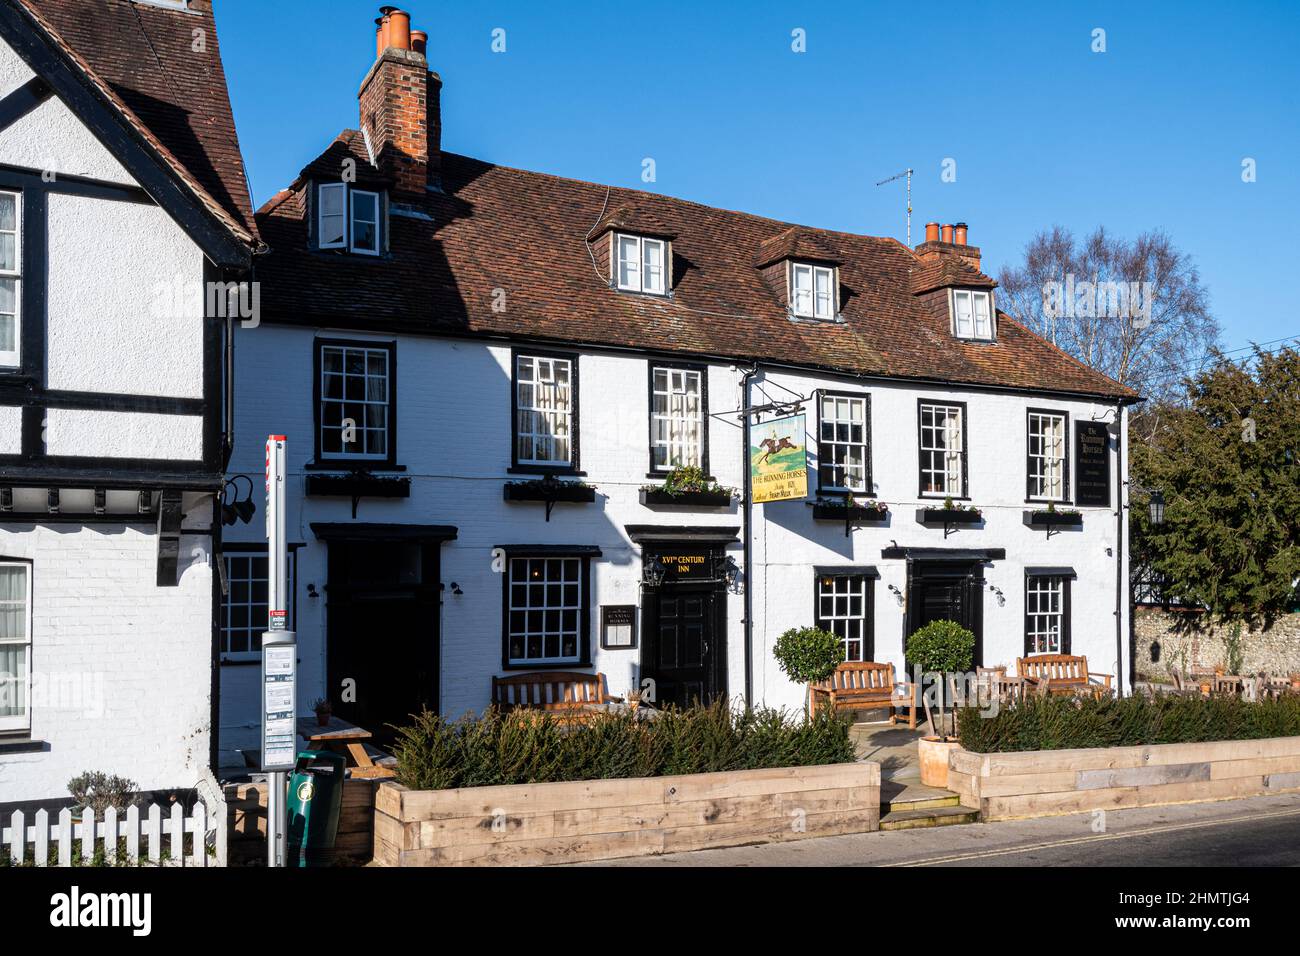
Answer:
640;546;727;708
906;559;984;669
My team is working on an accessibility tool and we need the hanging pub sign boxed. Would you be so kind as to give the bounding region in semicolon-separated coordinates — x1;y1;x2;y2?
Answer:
750;413;808;503
1075;420;1112;507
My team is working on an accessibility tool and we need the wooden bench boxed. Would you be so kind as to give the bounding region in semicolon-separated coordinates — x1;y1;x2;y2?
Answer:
491;671;617;721
809;662;916;728
1016;654;1113;699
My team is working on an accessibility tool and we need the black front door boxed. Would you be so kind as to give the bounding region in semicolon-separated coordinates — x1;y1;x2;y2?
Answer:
907;560;984;668
649;586;723;708
326;541;440;744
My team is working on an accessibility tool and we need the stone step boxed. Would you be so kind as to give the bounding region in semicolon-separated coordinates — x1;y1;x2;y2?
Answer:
879;804;980;831
880;780;961;814
886;793;962;813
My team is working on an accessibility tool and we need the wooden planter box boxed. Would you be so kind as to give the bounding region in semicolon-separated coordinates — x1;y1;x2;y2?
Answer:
502;482;596;504
918;508;983;526
947;735;1300;822
1023;510;1083;529
640;488;735;508
373;762;880;867
811;503;888;522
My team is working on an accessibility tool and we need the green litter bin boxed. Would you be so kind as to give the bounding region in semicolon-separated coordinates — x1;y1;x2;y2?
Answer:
286;750;346;867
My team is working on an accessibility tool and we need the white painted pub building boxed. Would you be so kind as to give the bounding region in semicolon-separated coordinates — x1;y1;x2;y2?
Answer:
217;9;1139;763
0;0;258;804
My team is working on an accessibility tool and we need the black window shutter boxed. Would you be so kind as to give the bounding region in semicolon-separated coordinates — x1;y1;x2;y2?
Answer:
812;573;824;632
864;394;873;491
1023;575;1033;657
1061;577;1072;655
864;577;875;662
1025;415;1035;499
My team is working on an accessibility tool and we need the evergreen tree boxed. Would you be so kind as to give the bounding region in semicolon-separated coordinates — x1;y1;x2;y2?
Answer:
1131;346;1300;625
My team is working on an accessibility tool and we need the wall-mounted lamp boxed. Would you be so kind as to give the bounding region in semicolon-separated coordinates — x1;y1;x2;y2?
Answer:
642;555;667;589
715;555;740;588
306;583;319;599
450;582;463;595
221;475;256;526
887;583;903;606
988;583;1005;606
1148;489;1165;526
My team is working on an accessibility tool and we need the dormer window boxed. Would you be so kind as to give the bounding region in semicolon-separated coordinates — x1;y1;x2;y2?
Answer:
318;182;382;256
616;233;667;295
952;289;993;340
791;263;836;320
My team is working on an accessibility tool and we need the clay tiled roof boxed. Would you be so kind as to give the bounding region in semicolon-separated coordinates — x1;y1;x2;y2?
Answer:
255;147;1138;402
16;0;258;245
754;226;843;268
910;256;997;295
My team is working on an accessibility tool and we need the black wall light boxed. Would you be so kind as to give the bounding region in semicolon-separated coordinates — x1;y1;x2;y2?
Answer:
221;475;256;526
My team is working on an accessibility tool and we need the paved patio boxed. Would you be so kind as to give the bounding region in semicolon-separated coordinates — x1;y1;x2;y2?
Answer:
850;718;926;781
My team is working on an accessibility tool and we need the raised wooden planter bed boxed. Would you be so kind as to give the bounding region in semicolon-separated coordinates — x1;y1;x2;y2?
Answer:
639;488;735;508
373;762;880;867
947;735;1300;821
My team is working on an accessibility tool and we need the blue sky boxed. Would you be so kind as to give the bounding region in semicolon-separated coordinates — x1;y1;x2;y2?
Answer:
214;1;1299;351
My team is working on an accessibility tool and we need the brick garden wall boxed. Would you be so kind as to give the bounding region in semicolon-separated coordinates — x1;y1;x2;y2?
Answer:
1134;607;1300;679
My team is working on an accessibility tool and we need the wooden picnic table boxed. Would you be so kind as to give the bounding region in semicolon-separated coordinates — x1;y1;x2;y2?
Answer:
296;716;395;779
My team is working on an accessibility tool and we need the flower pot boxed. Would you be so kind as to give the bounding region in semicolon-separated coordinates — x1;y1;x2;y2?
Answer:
918;735;962;789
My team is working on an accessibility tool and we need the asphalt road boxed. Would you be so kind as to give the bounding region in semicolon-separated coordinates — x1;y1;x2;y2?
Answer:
590;792;1300;867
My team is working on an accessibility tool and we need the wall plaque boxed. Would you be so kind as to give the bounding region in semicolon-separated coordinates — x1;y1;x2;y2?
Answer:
601;604;637;649
1075;420;1112;507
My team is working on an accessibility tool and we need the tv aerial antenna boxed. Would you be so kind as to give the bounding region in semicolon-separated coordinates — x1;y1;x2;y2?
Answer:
875;167;913;246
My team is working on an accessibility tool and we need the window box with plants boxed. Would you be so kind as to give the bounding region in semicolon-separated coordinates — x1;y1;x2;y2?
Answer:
503;474;597;520
811;495;888;523
1024;503;1083;529
639;466;738;508
917;497;983;526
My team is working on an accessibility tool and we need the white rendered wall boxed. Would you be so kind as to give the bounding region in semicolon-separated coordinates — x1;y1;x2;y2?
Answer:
44;408;203;461
0;499;215;803
46;192;206;400
0;405;19;453
0;39;134;186
220;325;1129;764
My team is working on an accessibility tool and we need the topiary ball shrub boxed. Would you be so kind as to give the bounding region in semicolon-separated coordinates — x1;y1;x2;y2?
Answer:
906;619;975;674
773;626;845;686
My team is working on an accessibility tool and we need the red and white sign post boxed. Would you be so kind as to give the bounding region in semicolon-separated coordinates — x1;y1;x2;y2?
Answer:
260;435;295;867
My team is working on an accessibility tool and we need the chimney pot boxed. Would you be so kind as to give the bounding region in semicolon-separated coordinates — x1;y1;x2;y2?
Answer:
953;222;968;246
924;222;940;243
375;19;384;58
941;223;954;244
387;9;411;50
411;30;428;57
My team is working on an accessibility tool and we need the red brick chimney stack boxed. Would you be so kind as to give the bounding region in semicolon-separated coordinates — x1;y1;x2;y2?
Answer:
916;220;981;272
359;6;442;196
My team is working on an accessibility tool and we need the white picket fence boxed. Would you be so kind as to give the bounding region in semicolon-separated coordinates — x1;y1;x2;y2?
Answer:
1;802;213;867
